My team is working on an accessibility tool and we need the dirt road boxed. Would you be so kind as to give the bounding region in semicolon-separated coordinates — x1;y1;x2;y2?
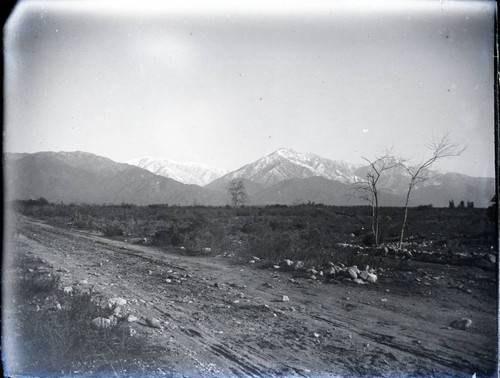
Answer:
7;217;498;376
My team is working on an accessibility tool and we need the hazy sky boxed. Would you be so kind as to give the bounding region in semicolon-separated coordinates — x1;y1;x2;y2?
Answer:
4;0;496;177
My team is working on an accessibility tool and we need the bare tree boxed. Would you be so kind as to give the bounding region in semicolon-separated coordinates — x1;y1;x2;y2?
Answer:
350;151;400;246
398;133;465;249
227;179;248;208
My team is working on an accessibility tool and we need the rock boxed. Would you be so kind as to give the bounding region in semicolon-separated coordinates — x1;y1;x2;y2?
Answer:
126;315;138;323
353;278;366;285
281;295;290;302
367;273;378;283
253;256;261;261
295;261;304;270
334;265;342;274
146;317;162;329
91;317;112;329
109;297;127;307
112;306;122;316
450;318;472;331
347;267;358;279
63;286;73;294
78;279;88;285
307;268;318;275
380;298;388;302
487;254;496;264
282;259;293;267
147;270;153;275
129;327;137;336
213;282;219;288
325;267;336;277
327;262;335;267
201;247;212;254
248;260;255;264
310;275;317;280
165;279;172;283
273;265;280;269
313;332;320;338
352;266;360;275
359;271;369;280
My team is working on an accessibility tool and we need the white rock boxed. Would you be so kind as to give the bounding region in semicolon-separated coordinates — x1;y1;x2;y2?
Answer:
347;267;358;279
353;278;366;284
146;317;162;329
283;259;293;267
126;315;138;323
295;261;304;270
325;267;336;277
282;295;290;302
63;286;73;294
367;273;378;283
450;318;472;331
109;297;127;307
359;271;369;280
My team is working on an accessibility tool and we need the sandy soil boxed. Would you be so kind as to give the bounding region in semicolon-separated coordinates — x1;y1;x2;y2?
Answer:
4;216;498;377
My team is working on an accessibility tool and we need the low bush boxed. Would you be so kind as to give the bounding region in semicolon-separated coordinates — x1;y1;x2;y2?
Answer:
9;254;155;376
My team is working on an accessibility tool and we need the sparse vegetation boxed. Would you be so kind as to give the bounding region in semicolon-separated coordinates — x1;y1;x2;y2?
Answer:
12;200;495;269
8;253;157;376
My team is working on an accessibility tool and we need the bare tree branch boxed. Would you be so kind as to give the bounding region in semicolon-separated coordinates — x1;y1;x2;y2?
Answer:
398;133;465;249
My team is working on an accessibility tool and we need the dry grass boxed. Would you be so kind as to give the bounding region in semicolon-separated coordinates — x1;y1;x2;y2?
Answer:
8;253;162;377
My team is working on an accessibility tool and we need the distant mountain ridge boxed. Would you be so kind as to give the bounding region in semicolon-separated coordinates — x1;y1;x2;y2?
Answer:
128;156;227;186
209;148;362;188
4;151;225;206
4;149;495;207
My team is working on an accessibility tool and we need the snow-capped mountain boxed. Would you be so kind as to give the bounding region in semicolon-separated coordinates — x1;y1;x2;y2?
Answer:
210;148;362;188
127;157;227;186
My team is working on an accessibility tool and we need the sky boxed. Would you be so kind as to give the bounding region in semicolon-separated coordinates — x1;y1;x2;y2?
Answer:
4;0;497;177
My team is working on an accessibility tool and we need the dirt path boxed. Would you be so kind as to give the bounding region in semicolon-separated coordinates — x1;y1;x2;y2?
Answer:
8;217;498;376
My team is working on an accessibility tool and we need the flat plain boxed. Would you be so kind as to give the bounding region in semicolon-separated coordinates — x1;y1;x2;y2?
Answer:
3;202;497;377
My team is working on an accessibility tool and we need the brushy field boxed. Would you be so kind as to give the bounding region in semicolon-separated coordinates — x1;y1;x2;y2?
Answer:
5;252;164;377
13;199;496;270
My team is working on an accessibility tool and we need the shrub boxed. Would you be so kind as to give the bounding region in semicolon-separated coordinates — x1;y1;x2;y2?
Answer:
102;224;124;237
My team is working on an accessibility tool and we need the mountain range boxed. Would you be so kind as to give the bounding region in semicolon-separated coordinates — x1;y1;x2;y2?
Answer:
127;157;227;186
4;149;495;207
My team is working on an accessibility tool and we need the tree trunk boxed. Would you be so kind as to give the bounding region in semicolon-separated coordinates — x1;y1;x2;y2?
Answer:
398;188;412;250
374;192;379;246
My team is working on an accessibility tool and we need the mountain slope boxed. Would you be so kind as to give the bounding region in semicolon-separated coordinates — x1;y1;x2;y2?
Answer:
4;152;226;206
206;149;494;207
128;157;227;186
209;148;362;189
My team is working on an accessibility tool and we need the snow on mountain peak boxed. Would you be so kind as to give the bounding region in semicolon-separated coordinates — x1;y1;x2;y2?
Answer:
127;157;227;186
216;148;363;186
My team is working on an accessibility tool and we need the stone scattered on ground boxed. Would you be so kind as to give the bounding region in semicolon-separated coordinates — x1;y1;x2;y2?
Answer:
281;295;290;302
347;267;358;279
146;317;162;329
126;314;138;323
109;297;127;307
63;286;73;294
450;318;473;331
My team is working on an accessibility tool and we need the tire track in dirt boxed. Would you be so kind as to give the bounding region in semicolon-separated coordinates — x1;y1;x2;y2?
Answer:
13;217;498;377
